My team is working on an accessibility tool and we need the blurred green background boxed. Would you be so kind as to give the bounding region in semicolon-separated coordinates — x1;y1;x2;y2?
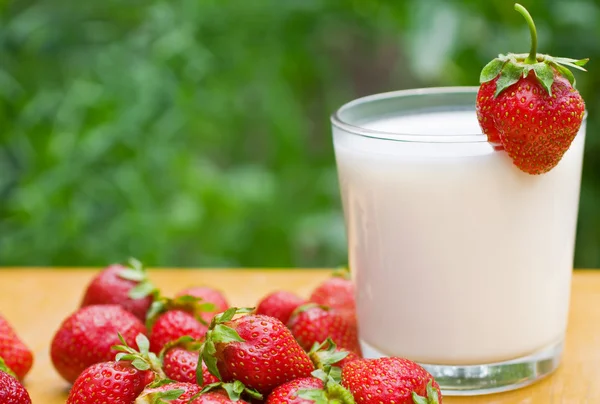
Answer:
1;0;598;268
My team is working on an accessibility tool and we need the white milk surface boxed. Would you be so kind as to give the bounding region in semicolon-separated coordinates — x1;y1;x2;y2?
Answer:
334;110;586;364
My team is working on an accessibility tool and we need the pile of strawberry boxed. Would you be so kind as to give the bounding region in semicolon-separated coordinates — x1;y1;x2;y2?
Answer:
0;315;34;403
0;259;442;404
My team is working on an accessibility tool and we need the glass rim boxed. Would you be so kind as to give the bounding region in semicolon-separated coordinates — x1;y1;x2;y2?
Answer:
330;86;588;144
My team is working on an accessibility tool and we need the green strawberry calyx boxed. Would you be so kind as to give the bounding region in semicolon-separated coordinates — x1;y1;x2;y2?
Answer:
119;257;160;301
190;380;263;402
145;295;217;329
0;356;17;378
297;366;356;404
113;332;167;379
134;387;186;404
309;338;350;371
480;3;588;97
197;307;254;385
297;384;356;404
411;381;441;404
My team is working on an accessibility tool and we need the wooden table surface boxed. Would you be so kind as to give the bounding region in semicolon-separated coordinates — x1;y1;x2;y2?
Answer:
0;268;599;404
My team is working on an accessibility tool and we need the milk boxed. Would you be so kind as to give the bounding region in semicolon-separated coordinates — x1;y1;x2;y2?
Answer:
333;109;585;365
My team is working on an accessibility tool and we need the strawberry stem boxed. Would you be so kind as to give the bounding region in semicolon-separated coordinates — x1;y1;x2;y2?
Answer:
514;3;537;64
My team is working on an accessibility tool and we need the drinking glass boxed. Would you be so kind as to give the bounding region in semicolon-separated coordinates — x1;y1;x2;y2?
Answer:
331;87;586;395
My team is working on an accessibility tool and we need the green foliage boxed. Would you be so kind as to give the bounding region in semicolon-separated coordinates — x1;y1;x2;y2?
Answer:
0;0;598;267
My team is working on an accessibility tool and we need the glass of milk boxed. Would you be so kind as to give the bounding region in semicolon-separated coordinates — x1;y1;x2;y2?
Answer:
331;87;586;395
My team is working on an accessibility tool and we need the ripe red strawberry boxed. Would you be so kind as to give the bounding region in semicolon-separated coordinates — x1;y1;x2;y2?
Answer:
146;294;217;353
189;381;262;403
200;309;315;395
0;315;33;380
256;291;307;325
163;345;218;385
190;391;250;404
176;286;229;323
266;377;324;404
0;358;31;404
135;382;202;404
266;367;355;404
81;259;156;321
51;304;147;383
288;304;361;356
476;4;587;175
342;357;442;404
149;310;208;353
309;268;355;316
0;372;31;404
66;360;153;404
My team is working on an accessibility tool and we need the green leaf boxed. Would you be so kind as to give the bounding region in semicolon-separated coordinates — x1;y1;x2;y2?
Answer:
115;352;133;362
426;381;440;404
479;58;505;83
412;393;429;404
328;366;342;383
212;324;245;344
196;302;217;312
223;383;241;401
158;335;199;360
136;333;150;355
0;357;16;378
129;280;156;300
552;62;576;87
494;62;524;97
244;386;263;400
552;57;589;71
411;381;440;404
112;344;131;354
146;300;166;328
131;358;150;370
215;307;240;324
558;61;587;72
550;56;579;63
232;380;245;394
298;388;327;403
148;378;178;389
175;295;200;305
156;388;185;400
311;369;329;382
127;257;144;272
119;268;146;282
309;341;323;353
573;58;590;67
148;352;163;372
199;382;222;394
205;339;216;355
196;354;204;386
117;332;128;346
533;62;554;95
202;342;222;380
326;351;348;364
291;303;323;320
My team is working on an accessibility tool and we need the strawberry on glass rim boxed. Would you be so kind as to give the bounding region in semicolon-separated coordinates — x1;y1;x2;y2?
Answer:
476;3;588;175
